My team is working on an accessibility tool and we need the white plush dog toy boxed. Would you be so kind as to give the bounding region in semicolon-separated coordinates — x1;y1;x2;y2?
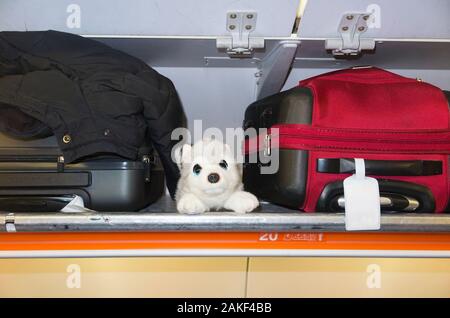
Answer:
175;138;259;214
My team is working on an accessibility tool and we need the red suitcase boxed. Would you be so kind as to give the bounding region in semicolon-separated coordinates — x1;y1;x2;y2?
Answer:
244;67;450;213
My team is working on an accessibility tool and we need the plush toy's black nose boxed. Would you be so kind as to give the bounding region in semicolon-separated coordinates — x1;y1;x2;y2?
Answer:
207;173;220;184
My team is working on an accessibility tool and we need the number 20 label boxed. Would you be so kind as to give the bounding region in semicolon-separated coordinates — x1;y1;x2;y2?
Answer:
259;233;279;241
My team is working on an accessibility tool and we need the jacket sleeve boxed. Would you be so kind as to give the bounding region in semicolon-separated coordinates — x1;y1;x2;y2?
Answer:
124;68;185;198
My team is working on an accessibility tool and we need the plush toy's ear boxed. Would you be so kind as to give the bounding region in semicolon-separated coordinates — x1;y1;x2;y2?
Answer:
174;143;192;169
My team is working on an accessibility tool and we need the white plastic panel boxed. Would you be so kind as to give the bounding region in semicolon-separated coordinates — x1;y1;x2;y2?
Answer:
0;0;298;37
299;0;450;40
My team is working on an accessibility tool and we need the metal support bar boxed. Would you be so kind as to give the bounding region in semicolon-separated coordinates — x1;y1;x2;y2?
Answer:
0;211;449;233
256;40;300;100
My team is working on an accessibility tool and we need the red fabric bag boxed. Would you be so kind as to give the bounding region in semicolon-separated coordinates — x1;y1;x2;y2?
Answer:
245;67;450;213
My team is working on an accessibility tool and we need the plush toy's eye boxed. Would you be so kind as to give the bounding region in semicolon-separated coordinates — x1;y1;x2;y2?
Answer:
193;164;202;175
219;160;228;170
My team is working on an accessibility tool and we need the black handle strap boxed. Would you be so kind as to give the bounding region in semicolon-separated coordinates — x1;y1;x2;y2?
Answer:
0;172;91;187
317;158;442;176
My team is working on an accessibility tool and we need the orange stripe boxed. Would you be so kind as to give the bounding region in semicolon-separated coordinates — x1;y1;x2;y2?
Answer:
0;232;449;251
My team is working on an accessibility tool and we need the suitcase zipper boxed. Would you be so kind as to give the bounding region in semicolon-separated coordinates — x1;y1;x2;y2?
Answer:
262;124;450;154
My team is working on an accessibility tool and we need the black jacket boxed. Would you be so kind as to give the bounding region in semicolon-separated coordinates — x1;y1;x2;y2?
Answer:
0;31;183;196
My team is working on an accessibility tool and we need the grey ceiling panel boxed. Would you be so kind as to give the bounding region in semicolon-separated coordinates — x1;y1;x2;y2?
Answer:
299;0;450;40
0;0;299;37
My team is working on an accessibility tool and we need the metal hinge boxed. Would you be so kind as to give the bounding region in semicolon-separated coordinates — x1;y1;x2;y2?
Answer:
5;213;16;233
325;13;375;56
216;11;264;58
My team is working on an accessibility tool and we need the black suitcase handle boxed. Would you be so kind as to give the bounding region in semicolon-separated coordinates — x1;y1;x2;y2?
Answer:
317;179;435;213
317;158;442;176
0;172;91;187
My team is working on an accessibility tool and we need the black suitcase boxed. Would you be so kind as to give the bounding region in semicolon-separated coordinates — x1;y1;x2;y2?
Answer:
0;133;165;212
243;86;313;209
243;71;450;213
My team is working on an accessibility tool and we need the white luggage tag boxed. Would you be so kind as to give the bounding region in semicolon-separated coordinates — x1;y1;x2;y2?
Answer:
344;158;381;231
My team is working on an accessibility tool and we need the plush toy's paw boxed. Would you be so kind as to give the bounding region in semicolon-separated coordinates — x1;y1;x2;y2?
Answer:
177;193;208;214
224;191;259;213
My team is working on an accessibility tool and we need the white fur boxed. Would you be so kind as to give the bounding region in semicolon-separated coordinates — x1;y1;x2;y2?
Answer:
175;139;259;214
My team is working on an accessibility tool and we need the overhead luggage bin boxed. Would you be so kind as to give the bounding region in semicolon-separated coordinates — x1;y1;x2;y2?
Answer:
0;0;449;258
